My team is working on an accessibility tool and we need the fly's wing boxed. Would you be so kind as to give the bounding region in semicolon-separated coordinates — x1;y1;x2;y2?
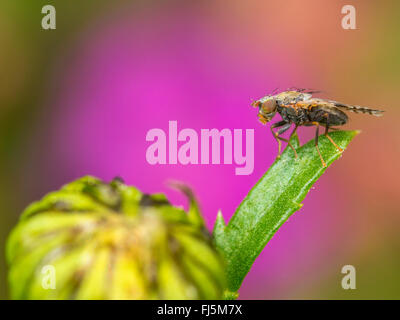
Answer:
288;98;336;109
329;100;384;117
293;98;384;117
275;91;313;105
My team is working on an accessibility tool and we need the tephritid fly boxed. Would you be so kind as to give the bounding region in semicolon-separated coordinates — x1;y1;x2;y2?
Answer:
252;88;384;167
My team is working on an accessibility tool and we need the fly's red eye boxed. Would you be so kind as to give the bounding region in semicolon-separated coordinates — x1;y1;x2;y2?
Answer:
261;99;276;113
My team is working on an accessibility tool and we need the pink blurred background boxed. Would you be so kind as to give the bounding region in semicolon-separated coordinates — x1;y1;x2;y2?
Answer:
1;0;399;299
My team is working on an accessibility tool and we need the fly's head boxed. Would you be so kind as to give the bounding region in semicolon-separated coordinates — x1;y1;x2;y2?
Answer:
251;96;278;124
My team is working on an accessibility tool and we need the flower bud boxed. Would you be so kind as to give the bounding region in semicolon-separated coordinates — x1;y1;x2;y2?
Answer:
6;176;226;299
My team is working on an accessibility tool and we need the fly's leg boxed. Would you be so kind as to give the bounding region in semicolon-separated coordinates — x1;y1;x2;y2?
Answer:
287;124;299;158
289;124;299;140
277;127;298;157
324;124;343;152
314;123;327;167
270;121;288;157
271;121;298;158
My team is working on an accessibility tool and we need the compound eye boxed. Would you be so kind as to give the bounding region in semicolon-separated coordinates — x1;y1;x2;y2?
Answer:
261;99;276;113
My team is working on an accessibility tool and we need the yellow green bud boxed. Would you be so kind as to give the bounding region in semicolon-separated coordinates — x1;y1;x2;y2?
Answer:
6;176;226;299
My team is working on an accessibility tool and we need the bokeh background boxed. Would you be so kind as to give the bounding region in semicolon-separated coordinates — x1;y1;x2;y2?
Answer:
1;0;399;299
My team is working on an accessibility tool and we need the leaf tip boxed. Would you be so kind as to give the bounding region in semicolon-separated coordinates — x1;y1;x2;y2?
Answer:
214;210;226;230
349;129;361;138
213;210;226;247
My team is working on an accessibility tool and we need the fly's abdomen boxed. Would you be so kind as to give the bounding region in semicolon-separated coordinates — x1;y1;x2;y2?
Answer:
309;106;348;126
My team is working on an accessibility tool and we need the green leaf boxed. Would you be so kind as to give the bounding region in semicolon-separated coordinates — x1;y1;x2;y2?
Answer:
213;130;359;292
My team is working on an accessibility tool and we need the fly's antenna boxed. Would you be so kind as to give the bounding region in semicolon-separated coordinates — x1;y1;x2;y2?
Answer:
250;98;260;108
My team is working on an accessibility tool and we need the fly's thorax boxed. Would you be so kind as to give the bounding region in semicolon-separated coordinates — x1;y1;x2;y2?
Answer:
275;91;313;105
277;105;310;125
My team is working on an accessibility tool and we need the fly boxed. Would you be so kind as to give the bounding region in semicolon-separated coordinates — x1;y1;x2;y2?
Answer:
251;88;384;167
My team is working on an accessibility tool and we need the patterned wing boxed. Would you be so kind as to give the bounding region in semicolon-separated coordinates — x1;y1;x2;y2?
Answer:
290;98;384;117
329;100;384;117
287;98;337;110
